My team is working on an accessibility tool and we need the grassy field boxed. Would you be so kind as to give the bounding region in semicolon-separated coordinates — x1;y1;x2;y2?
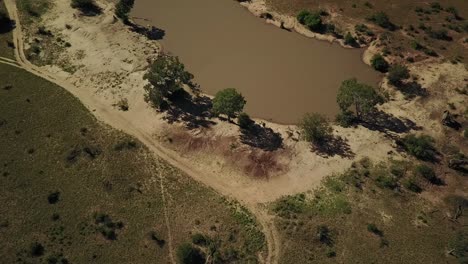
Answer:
271;158;468;263
0;0;14;59
266;0;468;64
0;63;265;263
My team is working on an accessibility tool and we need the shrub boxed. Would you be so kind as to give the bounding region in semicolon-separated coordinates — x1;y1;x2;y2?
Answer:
367;12;396;30
335;110;355;127
0;11;12;31
191;233;208;246
375;173;398;189
401;134;437;161
212;88;246;120
415;164;439;184
426;28;452;41
367;223;383;236
317;225;332;245
29;242;44;257
297;10;323;32
71;0;99;13
299;113;332;145
370;54;389;72
402;178;422;192
47;191;60;204
237;112;253;129
176;243;206;264
344;32;358;47
448;232;468;260
115;0;135;22
464;129;468;138
388;64;410;85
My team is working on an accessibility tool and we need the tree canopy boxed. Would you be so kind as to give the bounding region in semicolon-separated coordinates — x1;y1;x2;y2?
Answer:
212;88;246;119
297;10;323;32
299;113;332;145
337;78;381;119
115;0;134;22
370;54;389;72
144;54;193;97
176;243;205;264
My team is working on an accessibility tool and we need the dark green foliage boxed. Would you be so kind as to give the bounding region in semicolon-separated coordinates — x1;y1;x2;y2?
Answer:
273;194;306;216
237;112;253;129
402;178;422;193
337;78;381;119
335;110;355;128
299;113;332;145
415;164;438;184
367;224;383;236
344;32;358;47
29;242;44;257
401;134;437;161
144;54;193;97
212;88;246;119
70;0;99;13
47;191;60;204
317;225;332;245
370;54;389;72
176;243;206;264
115;0;134;22
367;12;396;30
93;213;123;240
388;64;410;85
426;28;452;41
296;10;323;32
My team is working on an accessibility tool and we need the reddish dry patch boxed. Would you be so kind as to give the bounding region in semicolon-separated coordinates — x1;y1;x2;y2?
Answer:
167;128;289;179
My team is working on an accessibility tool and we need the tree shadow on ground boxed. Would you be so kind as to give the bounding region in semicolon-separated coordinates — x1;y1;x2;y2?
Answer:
0;19;15;34
128;23;165;40
360;110;421;135
162;90;215;129
312;136;354;159
240;123;283;151
77;5;103;17
396;81;428;99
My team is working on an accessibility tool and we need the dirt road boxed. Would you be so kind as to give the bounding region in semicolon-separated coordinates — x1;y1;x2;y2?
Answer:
2;0;280;263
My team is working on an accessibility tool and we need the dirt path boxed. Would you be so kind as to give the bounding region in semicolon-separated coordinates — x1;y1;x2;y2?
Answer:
3;1;280;263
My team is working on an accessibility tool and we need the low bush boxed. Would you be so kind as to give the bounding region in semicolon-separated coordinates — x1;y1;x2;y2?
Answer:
367;223;383;236
415;164;439;184
299;113;332;145
388;64;410;85
402;178;422;192
335;110;355;128
29;242;44;257
400;134;437;161
71;0;101;14
375;173;398;189
297;10;323;32
344;32;358;47
47;191;60;204
237;112;253;129
370;54;389;72
367;12;396;30
191;233;209;246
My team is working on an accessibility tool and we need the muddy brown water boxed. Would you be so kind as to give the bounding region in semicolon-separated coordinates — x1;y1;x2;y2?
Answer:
132;0;381;124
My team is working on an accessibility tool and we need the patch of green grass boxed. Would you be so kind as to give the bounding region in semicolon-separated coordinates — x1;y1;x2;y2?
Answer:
0;64;264;263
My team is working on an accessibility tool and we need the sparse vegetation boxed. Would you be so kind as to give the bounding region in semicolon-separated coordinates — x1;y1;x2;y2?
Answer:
299;113;332;145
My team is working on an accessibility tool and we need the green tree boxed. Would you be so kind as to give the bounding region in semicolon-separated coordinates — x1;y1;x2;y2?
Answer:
115;0;134;22
299;113;332;145
176;243;205;264
144;54;193;97
337;78;380;119
297;10;322;32
401;134;437;161
370;54;389;72
388;64;410;85
212;88;246;120
344;32;358;47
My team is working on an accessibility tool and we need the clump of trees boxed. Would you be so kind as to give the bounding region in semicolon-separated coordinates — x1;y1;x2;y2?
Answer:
115;0;134;22
367;12;396;30
388;64;410;85
177;243;206;264
299;113;332;145
400;134;437;161
336;78;381;122
297;10;323;32
370;54;389;72
144;54;193;108
212;88;246;120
